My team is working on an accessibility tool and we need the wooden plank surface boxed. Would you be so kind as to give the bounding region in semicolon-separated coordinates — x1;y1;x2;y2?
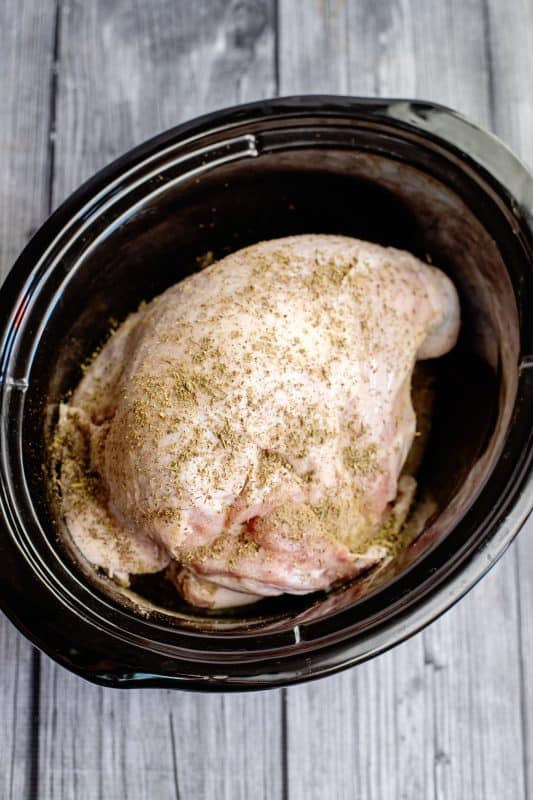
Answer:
52;0;276;200
0;1;531;799
279;1;531;799
36;2;282;799
0;2;58;798
485;4;533;798
38;670;283;800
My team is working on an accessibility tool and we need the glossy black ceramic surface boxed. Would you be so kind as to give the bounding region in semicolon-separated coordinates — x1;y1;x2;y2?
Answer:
0;97;531;689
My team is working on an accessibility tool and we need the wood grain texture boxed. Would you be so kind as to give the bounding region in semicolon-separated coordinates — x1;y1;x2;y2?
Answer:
286;561;527;800
485;0;533;168
279;1;531;798
36;2;282;799
484;3;533;797
287;637;430;799
278;0;350;93
52;0;276;203
38;667;282;800
279;0;493;125
0;2;57;798
1;1;532;798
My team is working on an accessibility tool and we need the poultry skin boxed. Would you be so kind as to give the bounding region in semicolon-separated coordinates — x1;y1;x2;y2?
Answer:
55;235;460;608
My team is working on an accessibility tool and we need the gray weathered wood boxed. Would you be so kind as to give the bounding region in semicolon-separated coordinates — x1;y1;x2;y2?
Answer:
484;3;533;798
38;666;283;800
36;2;282;799
280;1;531;798
287;636;430;799
0;2;57;798
1;1;532;798
0;624;34;800
52;0;276;203
278;0;350;93
286;555;526;800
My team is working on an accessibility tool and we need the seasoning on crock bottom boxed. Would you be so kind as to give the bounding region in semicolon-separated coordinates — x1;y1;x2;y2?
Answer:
52;235;460;609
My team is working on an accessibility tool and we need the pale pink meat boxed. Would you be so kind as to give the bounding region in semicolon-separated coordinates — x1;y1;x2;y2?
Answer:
56;235;460;608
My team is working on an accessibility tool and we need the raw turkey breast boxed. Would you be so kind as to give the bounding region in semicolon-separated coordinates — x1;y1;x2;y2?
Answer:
55;235;460;608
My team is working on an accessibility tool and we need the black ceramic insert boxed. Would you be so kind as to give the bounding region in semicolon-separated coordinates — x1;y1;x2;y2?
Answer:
0;97;531;690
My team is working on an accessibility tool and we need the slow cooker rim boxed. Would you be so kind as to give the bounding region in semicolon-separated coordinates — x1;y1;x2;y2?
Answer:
0;95;531;689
